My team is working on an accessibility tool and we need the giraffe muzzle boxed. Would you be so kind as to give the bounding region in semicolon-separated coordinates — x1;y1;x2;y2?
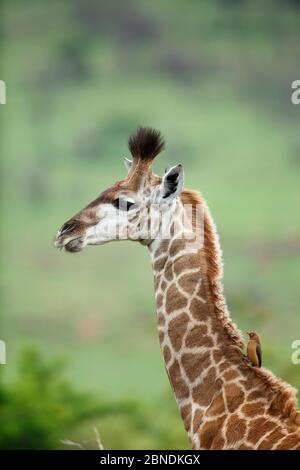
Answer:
54;221;87;252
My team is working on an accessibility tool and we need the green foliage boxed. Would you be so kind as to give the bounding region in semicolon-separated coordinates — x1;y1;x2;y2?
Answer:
0;348;99;449
0;348;188;449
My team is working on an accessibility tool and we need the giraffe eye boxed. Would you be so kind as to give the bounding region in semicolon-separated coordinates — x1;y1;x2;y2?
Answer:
112;198;135;211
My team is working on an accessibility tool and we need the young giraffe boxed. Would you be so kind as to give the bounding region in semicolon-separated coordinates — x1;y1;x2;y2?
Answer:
54;127;300;449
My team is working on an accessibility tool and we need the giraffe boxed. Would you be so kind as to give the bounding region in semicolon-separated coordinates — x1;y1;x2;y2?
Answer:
54;127;300;449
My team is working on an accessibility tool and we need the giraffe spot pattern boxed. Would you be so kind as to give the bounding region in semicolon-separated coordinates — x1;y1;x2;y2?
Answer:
153;256;168;272
210;435;225;450
247;417;276;444
225;415;246;446
182;352;206;382
156;293;164;309
223;369;239;381
192;367;217;406
257;428;286;449
173;253;200;277
185;324;209;348
212;349;223;364
180;404;192;431
165;284;187;314
200;416;226;449
206;391;225;417
224;383;245;413
275;434;300;449
241;401;265;417
168;313;189;351
158;331;164;343
178;272;201;295
150;209;300;449
163;345;171;364
169;239;185;257
190;298;208;320
193;409;203;434
168;360;189;399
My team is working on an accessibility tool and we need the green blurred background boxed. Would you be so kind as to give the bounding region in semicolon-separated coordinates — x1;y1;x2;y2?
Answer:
0;0;300;449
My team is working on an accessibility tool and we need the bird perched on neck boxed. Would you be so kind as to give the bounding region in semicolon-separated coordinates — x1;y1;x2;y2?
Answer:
246;332;262;368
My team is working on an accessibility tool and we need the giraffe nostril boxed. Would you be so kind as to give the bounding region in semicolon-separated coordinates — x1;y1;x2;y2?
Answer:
60;222;77;236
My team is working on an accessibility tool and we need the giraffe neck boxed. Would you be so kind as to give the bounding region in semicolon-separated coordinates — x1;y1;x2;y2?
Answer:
148;192;300;449
148;192;244;444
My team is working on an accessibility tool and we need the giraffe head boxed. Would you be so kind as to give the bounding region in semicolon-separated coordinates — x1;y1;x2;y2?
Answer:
54;128;184;252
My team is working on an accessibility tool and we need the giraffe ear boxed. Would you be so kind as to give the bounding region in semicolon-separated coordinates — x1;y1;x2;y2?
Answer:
124;157;133;173
160;164;184;202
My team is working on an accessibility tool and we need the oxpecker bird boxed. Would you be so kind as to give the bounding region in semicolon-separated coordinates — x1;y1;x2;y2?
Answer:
246;332;262;368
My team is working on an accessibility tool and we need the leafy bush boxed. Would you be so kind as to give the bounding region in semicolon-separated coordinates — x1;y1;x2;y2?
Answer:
0;348;188;450
0;348;104;449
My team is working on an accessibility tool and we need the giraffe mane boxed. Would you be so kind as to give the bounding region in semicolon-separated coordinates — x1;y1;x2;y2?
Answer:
180;189;245;350
128;127;165;162
181;189;300;425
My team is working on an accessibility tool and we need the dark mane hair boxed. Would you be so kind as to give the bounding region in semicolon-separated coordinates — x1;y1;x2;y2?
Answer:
128;127;165;161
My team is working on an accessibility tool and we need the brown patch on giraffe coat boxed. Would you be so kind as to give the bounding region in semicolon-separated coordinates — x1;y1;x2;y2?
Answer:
190;298;208;321
200;416;226;449
173;253;200;277
164;264;174;282
180;404;192;431
247;417;276;444
185;325;210;349
182;350;211;381
268;402;282;418
226;415;246;446
165;284;187;314
193;409;203;434
239;378;254;391
154;275;161;291
169;239;185;257
168;313;189;351
223;369;239;381
224;383;245;413
241;401;265;417
192;367;217;407
168;360;189;399
238;444;252;450
211;435;225;450
212;349;223;364
206;391;225;417
181;352;205;382
154;239;169;257
156;293;164;309
219;361;230;373
275;433;300;450
161;280;167;291
200;335;214;349
247;389;263;401
154;256;168;272
158;331;164;343
157;313;165;326
257;427;286;449
163;345;171;364
178;271;201;295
